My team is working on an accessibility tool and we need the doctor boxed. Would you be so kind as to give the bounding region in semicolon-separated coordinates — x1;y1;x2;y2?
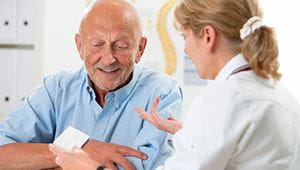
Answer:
49;0;300;169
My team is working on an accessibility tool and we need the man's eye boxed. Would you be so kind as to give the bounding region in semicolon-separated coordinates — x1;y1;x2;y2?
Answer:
91;42;105;47
115;45;128;50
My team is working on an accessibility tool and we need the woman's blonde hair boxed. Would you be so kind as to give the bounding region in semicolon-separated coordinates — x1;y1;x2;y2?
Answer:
174;0;281;80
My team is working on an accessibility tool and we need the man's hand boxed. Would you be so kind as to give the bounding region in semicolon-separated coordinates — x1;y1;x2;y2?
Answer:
82;140;148;170
135;96;183;134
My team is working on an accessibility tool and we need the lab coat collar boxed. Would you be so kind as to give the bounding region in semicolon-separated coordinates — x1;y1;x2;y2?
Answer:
214;53;277;87
215;53;249;81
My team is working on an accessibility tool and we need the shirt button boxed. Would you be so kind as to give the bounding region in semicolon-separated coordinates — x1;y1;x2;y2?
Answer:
115;104;119;108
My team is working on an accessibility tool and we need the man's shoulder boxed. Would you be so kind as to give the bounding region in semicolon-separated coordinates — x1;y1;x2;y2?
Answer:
43;67;85;89
137;66;178;88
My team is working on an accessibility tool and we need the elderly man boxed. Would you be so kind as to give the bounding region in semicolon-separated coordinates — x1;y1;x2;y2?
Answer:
0;0;182;169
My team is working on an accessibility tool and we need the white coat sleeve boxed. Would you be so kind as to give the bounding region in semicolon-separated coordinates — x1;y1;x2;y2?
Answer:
157;87;251;170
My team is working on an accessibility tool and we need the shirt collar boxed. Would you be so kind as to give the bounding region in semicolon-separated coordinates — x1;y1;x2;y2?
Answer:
83;68;96;102
215;53;249;81
83;64;142;104
113;64;142;105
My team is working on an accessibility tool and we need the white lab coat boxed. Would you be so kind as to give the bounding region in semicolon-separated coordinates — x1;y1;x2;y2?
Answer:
158;54;300;170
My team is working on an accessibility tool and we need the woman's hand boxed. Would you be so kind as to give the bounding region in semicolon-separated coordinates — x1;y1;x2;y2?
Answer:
49;144;107;170
135;97;182;134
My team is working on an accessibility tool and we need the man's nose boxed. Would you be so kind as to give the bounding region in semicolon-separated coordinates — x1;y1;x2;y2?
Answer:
101;47;116;65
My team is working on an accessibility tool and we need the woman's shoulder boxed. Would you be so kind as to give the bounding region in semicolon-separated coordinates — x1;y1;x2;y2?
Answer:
204;74;300;115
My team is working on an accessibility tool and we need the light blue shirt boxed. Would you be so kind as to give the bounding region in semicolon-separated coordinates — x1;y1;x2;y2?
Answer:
0;64;183;169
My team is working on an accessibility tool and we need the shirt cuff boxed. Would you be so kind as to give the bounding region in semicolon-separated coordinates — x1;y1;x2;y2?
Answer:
53;126;89;151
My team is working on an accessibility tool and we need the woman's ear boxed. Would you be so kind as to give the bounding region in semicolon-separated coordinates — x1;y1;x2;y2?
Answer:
202;25;217;53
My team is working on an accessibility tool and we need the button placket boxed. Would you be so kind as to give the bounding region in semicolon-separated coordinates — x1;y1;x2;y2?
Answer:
95;109;99;116
92;100;103;117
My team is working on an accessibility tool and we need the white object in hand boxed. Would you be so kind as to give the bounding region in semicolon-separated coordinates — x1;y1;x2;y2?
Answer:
53;126;90;151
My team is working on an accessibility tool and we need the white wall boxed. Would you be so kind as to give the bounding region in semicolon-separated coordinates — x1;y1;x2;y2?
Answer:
260;0;300;102
42;0;86;75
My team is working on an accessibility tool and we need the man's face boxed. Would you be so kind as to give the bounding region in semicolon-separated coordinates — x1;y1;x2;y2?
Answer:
76;14;146;91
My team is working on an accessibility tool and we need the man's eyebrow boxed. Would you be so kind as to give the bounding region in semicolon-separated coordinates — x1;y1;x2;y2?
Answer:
115;37;130;42
115;32;131;40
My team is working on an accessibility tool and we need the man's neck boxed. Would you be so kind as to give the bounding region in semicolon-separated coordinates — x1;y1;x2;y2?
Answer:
95;88;109;107
91;72;134;107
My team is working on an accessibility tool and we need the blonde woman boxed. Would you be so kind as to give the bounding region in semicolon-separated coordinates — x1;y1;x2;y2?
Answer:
50;0;300;169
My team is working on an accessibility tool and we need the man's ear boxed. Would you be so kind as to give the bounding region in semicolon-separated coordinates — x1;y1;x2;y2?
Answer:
75;33;84;60
202;25;217;53
135;37;147;63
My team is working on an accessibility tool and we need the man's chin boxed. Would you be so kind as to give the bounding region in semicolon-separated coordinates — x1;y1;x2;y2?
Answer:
95;83;120;92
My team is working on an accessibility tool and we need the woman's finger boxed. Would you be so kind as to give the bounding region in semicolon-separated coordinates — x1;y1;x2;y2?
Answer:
55;156;62;165
49;144;66;157
135;107;155;124
152;97;160;113
167;117;177;121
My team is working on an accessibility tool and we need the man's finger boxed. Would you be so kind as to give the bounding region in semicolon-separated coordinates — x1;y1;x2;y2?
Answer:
115;145;148;160
104;161;117;170
111;152;135;170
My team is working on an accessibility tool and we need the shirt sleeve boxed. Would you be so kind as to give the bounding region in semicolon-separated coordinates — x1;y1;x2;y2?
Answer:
126;85;183;170
0;77;56;146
